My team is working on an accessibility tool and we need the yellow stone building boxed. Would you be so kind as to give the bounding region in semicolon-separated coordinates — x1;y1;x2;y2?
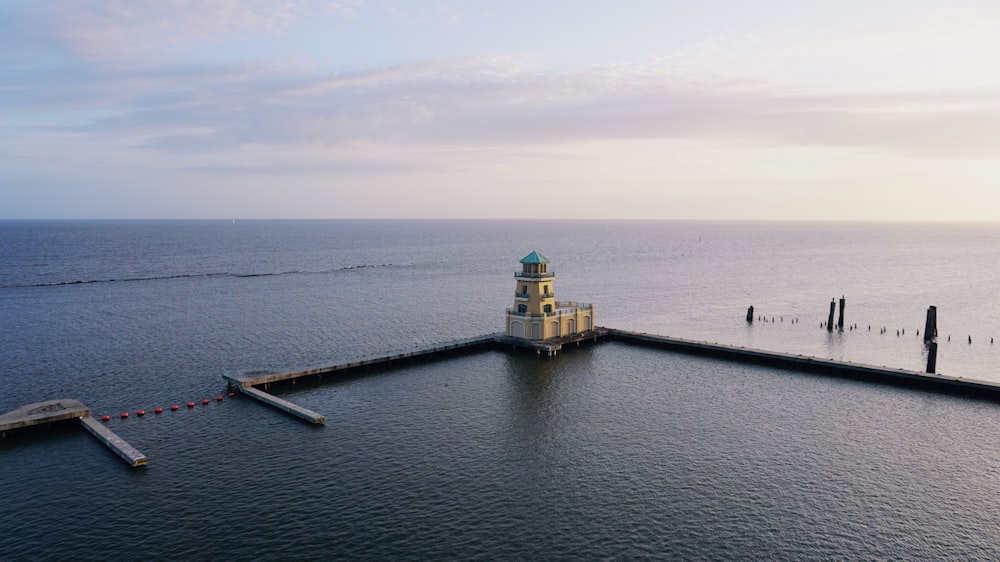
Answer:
505;251;594;340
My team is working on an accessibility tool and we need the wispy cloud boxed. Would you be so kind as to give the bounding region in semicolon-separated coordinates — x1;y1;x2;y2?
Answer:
3;0;1000;196
0;0;325;61
8;54;997;160
183;158;429;176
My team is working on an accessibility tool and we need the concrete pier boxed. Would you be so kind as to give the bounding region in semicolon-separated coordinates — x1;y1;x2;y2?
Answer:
225;330;608;421
605;329;1000;400
0;399;90;434
1;399;147;468
225;334;502;389
9;323;1000;456
222;334;507;423
227;324;1000;424
79;415;148;467
238;386;325;424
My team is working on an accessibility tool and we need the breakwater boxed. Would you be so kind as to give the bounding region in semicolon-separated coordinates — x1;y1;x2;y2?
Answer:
7;327;998;462
223;327;1000;424
223;330;608;421
604;329;1000;400
0;399;147;467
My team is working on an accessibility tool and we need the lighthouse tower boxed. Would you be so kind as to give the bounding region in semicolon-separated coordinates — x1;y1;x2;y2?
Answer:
505;251;594;340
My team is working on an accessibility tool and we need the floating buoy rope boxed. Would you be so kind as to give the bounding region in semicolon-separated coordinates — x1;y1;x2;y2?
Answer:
100;390;234;422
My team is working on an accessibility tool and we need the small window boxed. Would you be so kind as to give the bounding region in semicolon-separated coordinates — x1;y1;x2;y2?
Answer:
521;285;528;295
518;304;527;313
544;304;552;313
543;285;549;295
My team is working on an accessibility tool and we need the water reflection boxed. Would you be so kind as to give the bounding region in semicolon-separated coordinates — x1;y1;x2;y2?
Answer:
501;347;601;446
823;329;845;360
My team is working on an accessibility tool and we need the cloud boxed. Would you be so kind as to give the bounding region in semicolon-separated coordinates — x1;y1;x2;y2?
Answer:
15;56;995;160
4;0;1000;168
0;0;348;62
5;0;1000;163
183;159;429;176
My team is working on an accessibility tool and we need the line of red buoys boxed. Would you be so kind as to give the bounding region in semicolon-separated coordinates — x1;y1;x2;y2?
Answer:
102;392;235;421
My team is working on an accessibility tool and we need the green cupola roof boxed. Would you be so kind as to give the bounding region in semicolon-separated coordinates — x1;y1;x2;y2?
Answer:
520;251;549;264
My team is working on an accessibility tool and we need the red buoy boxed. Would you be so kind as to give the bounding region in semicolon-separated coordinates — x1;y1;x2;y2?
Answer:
101;415;110;422
120;412;129;418
171;404;179;411
187;402;195;408
137;409;145;416
228;392;235;398
154;407;163;414
201;398;209;405
216;395;223;401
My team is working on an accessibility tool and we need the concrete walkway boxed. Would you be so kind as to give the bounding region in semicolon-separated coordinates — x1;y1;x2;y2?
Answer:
1;398;147;468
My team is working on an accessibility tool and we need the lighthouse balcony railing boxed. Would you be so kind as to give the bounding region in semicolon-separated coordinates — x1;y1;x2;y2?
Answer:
507;309;556;318
558;302;593;311
506;303;592;318
514;272;555;279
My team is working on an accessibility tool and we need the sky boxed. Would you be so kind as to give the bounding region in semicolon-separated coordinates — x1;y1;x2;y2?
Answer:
3;0;1000;220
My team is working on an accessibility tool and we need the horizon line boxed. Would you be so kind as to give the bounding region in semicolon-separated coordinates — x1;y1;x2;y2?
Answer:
2;217;1000;224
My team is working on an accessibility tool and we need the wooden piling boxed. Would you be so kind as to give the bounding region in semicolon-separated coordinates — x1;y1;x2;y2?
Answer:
926;341;938;374
924;306;937;343
837;296;846;331
827;299;835;332
746;306;754;323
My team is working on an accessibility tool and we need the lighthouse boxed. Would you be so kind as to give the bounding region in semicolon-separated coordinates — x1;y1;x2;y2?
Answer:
505;251;594;340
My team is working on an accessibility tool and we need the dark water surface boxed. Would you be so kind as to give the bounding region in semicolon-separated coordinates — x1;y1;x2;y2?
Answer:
2;220;1000;559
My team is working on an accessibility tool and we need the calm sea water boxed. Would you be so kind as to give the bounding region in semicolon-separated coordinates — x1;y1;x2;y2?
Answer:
2;219;1000;559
